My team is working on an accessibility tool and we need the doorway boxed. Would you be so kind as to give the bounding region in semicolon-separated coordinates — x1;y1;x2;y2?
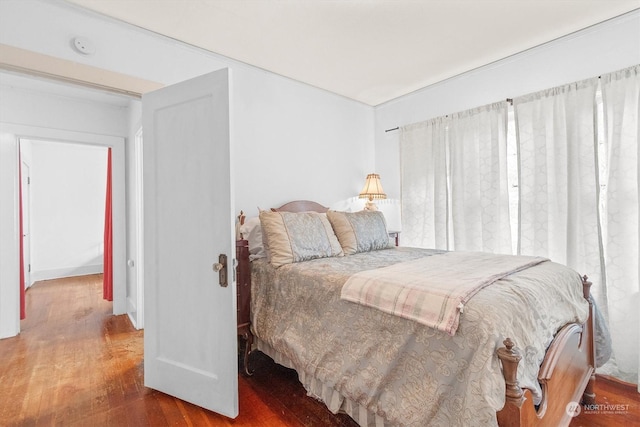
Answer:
0;70;142;338
0;123;127;338
19;139;108;286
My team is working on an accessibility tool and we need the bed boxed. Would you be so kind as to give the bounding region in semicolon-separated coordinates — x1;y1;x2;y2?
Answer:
235;200;599;427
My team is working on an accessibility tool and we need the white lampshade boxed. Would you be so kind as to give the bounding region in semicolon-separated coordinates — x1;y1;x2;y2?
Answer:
359;173;386;210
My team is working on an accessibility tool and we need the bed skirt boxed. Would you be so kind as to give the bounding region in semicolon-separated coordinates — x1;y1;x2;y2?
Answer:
255;337;389;427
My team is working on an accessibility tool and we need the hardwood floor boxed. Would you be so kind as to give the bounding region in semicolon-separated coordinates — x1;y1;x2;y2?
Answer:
0;275;637;426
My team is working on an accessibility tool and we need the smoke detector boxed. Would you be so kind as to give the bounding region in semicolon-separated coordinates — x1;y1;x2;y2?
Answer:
71;37;96;55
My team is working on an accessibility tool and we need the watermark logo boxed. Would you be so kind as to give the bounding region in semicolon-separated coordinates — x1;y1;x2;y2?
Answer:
583;403;631;415
566;401;632;417
566;401;582;417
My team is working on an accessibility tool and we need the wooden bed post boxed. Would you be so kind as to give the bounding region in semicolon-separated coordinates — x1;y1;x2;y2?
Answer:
498;338;525;407
497;338;528;426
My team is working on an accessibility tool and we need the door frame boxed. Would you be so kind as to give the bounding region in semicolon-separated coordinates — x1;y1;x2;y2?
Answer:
133;126;144;329
20;159;31;289
0;124;126;338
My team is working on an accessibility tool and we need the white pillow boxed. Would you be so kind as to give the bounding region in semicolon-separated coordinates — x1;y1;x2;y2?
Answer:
239;217;267;260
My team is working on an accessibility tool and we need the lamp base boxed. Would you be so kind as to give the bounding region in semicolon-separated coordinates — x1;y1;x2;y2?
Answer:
363;200;378;211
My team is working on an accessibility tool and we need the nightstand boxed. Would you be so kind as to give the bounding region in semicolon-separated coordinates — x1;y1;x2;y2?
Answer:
388;231;400;246
236;240;253;376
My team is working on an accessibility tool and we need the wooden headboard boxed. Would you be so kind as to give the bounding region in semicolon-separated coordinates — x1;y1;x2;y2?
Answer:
271;200;329;213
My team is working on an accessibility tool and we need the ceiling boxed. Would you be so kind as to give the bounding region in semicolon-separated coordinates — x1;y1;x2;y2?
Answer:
55;1;640;105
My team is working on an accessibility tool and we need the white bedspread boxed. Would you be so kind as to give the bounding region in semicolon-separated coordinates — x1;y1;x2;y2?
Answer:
341;251;548;335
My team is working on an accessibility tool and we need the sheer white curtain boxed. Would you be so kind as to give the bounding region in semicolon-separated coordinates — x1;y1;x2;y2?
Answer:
400;102;511;252
600;65;639;387
514;70;639;385
400;119;449;249
449;102;511;253
400;67;639;386
514;78;603;287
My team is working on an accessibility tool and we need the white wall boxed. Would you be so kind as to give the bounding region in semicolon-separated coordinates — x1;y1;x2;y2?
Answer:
26;140;107;282
0;133;20;338
0;83;130;136
232;66;374;213
374;10;640;198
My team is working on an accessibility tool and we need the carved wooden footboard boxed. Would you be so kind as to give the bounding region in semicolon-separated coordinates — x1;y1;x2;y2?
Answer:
496;276;596;427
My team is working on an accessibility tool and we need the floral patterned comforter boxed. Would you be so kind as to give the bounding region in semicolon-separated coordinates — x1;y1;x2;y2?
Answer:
250;247;589;427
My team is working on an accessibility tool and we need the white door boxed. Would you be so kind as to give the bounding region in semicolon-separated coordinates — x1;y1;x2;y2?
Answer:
142;69;238;418
21;161;31;288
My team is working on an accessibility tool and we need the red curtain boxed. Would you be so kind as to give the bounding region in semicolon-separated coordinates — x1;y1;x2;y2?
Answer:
18;154;25;319
103;148;113;301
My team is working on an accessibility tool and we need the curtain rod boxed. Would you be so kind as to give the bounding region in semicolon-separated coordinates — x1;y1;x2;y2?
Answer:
384;98;515;133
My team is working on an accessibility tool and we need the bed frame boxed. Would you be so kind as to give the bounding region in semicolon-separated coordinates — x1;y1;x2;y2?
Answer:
235;200;596;427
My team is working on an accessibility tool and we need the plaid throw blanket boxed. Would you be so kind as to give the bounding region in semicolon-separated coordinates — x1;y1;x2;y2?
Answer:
340;251;548;335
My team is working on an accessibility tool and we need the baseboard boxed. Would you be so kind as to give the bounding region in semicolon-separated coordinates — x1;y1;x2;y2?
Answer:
126;311;138;329
126;296;140;329
31;264;103;283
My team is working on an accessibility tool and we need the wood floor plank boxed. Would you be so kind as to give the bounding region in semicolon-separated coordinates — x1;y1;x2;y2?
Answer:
0;274;637;426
